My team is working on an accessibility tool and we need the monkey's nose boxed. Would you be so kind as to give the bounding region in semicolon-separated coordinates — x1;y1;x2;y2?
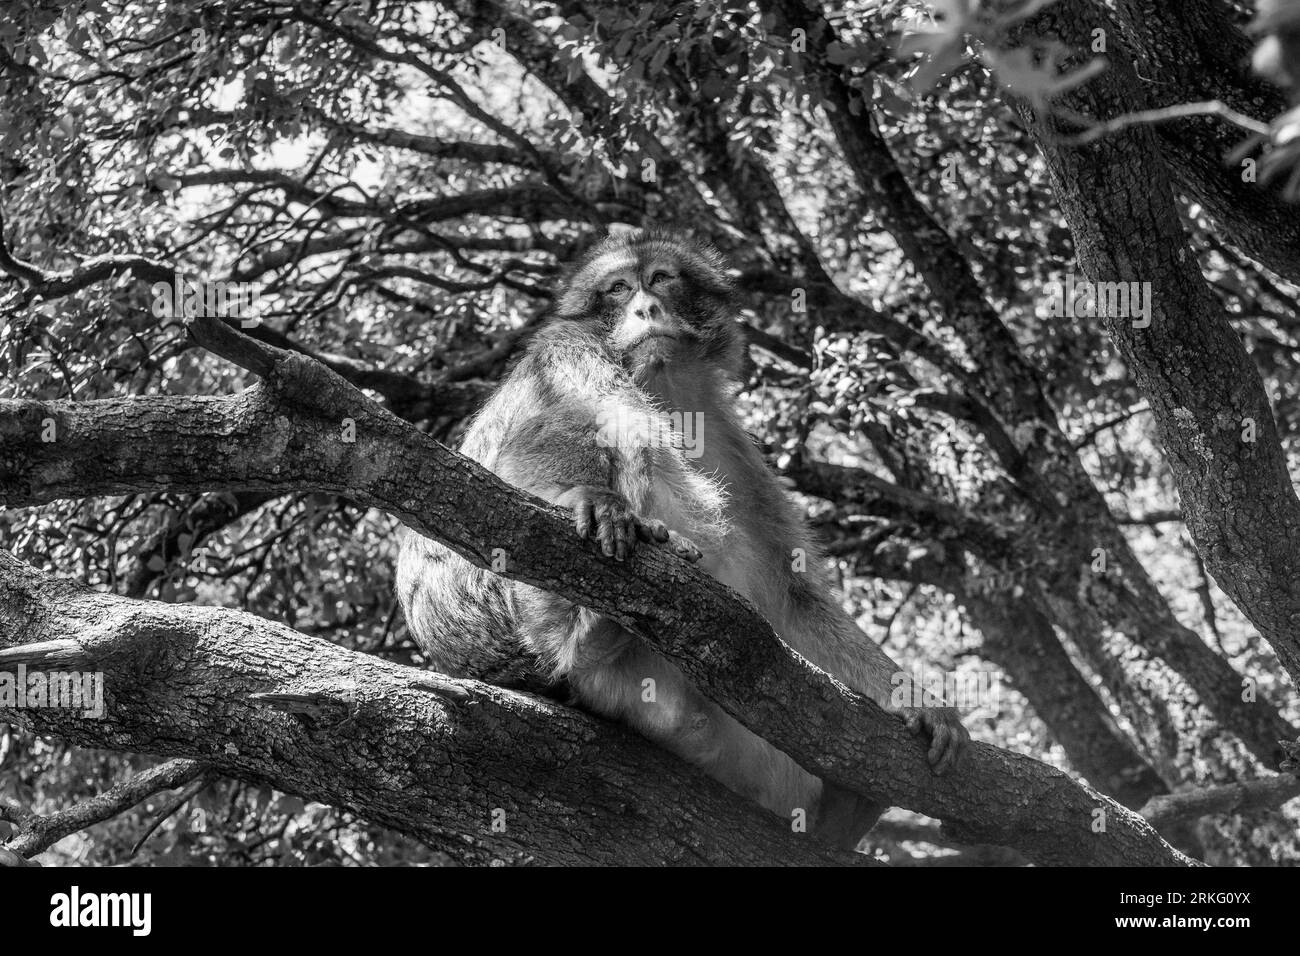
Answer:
634;302;662;320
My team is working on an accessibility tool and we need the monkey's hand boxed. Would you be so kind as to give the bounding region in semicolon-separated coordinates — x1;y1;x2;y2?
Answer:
555;486;701;563
899;706;968;775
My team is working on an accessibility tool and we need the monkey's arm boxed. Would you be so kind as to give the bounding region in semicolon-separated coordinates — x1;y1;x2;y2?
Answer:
486;410;700;563
783;581;902;704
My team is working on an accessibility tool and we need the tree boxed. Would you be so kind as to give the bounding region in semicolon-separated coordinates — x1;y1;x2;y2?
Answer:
0;0;1296;866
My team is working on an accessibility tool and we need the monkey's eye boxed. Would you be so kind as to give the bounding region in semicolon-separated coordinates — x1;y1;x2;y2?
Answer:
606;280;631;296
649;271;676;286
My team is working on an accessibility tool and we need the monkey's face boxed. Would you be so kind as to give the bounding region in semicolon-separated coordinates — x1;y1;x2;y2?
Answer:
596;257;695;365
555;230;744;380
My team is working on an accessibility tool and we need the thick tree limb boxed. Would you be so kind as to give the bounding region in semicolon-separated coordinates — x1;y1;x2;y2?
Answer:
789;460;1016;562
0;553;858;866
235;319;491;422
1139;775;1300;828
843;536;1173;813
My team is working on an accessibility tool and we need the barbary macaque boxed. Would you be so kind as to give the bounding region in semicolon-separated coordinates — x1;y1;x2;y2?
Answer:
397;227;968;847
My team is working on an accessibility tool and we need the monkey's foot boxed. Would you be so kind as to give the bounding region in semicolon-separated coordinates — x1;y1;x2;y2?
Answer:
816;782;886;852
636;517;702;564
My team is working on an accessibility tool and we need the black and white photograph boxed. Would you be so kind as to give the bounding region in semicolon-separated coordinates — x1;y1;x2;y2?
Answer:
0;0;1297;906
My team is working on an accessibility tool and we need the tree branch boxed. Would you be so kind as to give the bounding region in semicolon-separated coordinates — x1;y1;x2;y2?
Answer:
0;552;858;866
0;758;206;860
756;0;1299;771
1139;774;1300;828
0;210;172;299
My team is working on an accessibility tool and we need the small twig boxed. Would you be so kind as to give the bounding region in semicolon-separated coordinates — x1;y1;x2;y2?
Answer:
0;211;50;284
0;210;171;298
1184;534;1223;649
1073;403;1150;449
882;582;920;645
1112;508;1182;526
130;773;214;857
1059;100;1270;146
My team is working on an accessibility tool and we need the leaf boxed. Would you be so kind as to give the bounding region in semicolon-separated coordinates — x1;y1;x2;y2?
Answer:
904;36;968;93
649;42;671;76
876;77;913;119
983;46;1106;108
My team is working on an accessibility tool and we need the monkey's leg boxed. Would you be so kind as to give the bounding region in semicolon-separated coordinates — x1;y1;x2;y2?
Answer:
749;576;971;847
817;784;887;850
567;639;873;843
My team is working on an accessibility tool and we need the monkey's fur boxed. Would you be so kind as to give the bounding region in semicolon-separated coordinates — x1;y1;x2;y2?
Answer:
397;227;967;848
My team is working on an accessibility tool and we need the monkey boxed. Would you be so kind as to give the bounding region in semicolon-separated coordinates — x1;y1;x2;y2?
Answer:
396;226;968;849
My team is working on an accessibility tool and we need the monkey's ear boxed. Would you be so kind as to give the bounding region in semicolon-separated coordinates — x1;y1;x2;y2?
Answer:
723;320;751;381
605;222;644;241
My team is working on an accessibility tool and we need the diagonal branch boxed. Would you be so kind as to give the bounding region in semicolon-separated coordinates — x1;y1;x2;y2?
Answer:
0;211;172;301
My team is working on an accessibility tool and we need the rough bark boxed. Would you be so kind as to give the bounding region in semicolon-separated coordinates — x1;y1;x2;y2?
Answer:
1109;0;1300;285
